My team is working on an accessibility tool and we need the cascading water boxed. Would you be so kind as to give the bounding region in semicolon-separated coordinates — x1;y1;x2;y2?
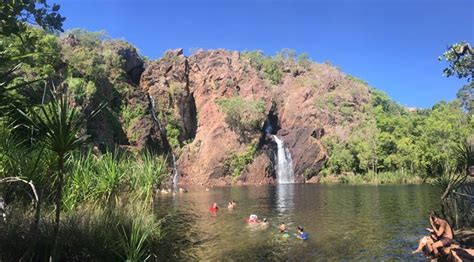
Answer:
149;95;179;191
148;95;162;130
172;153;179;191
273;135;295;184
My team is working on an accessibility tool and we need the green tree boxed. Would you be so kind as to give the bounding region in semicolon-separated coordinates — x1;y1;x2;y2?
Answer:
216;96;265;139
440;42;473;113
0;0;65;36
322;136;355;174
19;90;100;259
440;42;473;81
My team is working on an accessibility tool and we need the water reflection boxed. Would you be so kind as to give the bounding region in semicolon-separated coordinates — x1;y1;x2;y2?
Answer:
275;184;295;214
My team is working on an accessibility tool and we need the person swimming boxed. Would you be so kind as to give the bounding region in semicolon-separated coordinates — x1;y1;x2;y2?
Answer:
227;200;236;209
248;214;258;223
209;203;218;212
279;222;287;233
296;226;308;240
259;218;269;229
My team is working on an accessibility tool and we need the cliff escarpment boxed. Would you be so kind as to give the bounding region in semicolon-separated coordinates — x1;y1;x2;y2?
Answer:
137;49;371;185
58;32;372;185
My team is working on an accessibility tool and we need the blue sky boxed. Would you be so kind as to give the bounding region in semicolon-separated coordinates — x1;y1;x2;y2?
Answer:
56;0;473;108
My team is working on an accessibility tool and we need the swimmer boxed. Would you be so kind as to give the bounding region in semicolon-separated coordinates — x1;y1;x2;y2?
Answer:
209;203;218;212
260;218;269;229
227;200;236;209
248;214;258;223
296;226;308;240
279;222;287;233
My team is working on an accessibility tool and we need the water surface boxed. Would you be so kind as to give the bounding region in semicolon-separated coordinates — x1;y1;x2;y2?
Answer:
155;184;439;261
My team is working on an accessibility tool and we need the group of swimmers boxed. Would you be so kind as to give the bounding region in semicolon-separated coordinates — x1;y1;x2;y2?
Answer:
278;222;308;240
208;201;308;240
412;211;474;261
159;187;188;194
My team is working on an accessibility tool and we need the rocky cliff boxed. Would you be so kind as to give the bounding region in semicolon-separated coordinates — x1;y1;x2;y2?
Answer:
137;49;371;185
61;33;371;185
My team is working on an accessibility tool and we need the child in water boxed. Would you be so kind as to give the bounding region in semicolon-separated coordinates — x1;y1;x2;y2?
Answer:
296;226;308;240
279;222;290;238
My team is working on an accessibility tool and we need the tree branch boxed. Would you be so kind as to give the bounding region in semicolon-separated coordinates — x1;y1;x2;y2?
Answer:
0;177;38;204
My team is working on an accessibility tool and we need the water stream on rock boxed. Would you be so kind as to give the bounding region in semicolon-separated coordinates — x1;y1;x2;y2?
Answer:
172;153;179;191
273;135;295;184
149;94;179;190
148;95;162;130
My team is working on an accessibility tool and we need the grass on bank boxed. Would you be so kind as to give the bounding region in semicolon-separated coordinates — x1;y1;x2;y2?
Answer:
0;150;185;261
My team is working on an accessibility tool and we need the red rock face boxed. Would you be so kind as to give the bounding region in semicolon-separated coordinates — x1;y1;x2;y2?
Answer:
138;49;370;185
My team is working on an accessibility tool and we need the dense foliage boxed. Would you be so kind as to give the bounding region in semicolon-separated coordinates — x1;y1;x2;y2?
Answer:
0;2;172;260
226;143;258;179
216;96;266;139
320;42;473;183
321;88;473;181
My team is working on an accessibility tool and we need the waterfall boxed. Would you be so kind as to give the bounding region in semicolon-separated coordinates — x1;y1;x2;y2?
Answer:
172;153;179;191
273;135;295;184
149;94;179;190
148;95;162;130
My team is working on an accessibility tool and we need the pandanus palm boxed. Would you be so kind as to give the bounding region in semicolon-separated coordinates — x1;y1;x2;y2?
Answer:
19;89;100;258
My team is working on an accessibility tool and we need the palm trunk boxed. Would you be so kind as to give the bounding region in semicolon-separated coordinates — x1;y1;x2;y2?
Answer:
52;154;64;260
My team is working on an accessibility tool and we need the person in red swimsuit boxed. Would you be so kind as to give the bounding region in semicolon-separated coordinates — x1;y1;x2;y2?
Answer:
209;202;219;212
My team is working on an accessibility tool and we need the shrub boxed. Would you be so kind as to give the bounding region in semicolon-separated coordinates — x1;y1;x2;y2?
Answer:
67;77;96;105
346;74;368;86
216;96;265;137
262;59;283;84
121;103;145;139
226;144;258;179
297;53;311;69
165;117;182;149
156;110;182;149
241;50;283;84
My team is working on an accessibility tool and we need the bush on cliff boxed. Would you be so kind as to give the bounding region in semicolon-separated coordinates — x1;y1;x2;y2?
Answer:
242;50;283;84
216;96;265;138
226;143;258;179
